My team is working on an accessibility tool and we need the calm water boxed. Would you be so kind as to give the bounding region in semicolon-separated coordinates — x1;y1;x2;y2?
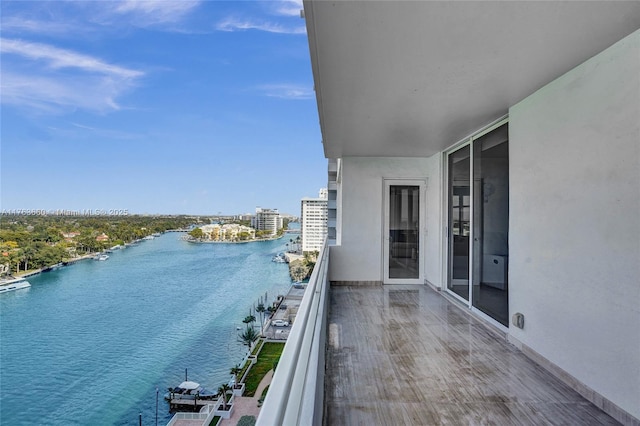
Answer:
0;233;294;425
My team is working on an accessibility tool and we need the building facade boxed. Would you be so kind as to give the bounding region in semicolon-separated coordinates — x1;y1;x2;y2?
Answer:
301;2;640;424
301;189;328;252
251;208;283;236
200;223;255;242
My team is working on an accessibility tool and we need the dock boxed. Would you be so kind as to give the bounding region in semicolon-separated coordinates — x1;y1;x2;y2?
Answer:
168;397;216;412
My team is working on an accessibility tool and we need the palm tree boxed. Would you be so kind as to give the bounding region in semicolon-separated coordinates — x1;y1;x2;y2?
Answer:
230;364;242;389
242;307;256;326
22;245;35;272
238;325;259;349
7;250;21;275
256;301;266;335
217;383;232;410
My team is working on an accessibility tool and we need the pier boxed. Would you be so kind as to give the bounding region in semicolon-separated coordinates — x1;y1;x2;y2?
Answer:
168;398;216;412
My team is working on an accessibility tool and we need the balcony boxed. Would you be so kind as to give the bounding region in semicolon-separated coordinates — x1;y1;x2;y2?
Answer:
324;285;622;425
258;241;620;425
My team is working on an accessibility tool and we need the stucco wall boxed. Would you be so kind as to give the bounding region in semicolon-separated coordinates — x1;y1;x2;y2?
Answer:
329;156;442;284
423;154;443;288
509;30;640;419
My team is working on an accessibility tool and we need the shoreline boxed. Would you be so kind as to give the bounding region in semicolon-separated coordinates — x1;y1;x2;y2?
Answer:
9;254;96;280
4;233;169;281
183;234;290;244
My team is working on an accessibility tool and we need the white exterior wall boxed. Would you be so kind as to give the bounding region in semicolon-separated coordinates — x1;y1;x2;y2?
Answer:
424;153;443;288
301;198;328;252
329;156;442;284
509;30;640;419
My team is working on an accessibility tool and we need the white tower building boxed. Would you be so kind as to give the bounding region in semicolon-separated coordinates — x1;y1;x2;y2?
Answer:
301;189;328;252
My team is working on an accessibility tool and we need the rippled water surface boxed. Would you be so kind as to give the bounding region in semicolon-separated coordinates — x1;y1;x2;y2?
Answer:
0;233;293;425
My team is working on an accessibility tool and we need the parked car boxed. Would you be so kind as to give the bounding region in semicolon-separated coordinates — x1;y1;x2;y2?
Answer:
272;319;289;327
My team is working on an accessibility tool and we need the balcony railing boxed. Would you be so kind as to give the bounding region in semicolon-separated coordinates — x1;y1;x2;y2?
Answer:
256;239;329;426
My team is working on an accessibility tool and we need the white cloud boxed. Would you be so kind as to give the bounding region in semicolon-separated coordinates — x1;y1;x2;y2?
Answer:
111;0;201;25
272;0;304;17
1;38;143;113
216;17;306;35
215;1;306;35
1;38;143;79
66;122;143;140
70;122;98;131
257;84;314;100
0;17;80;36
1;1;202;37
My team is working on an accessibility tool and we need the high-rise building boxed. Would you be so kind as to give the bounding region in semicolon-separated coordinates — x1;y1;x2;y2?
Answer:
251;208;282;236
301;189;328;252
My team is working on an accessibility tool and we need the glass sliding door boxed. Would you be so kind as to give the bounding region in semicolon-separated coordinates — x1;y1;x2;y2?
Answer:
472;123;509;326
447;146;471;300
383;180;425;284
446;120;509;327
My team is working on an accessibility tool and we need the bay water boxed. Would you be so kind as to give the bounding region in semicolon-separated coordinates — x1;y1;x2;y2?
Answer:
0;233;294;425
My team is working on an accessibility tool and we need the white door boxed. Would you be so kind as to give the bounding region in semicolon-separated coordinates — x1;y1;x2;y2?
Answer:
383;179;426;284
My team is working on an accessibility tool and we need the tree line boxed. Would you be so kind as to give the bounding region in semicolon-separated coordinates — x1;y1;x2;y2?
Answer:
0;215;196;276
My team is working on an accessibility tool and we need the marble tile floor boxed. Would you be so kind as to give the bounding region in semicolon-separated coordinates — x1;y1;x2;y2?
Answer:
325;284;620;425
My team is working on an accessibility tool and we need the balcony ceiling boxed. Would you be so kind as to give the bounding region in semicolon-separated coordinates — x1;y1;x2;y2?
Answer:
303;1;640;158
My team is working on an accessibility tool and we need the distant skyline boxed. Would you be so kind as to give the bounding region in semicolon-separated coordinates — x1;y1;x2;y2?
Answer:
0;0;326;216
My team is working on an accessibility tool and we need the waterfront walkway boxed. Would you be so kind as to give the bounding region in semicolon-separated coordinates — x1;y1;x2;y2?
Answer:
220;370;274;426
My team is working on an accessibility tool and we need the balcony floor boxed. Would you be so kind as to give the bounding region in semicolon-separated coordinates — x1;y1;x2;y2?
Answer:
325;284;619;425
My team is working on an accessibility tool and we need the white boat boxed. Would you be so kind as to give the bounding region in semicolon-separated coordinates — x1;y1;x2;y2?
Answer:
164;380;217;401
0;277;31;294
94;254;109;261
43;262;65;272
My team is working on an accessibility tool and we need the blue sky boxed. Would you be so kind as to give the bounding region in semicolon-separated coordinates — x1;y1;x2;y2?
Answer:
1;0;326;216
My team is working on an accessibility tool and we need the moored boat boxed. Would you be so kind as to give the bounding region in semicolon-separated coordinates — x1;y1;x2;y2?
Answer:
0;277;31;294
164;380;217;401
94;253;109;261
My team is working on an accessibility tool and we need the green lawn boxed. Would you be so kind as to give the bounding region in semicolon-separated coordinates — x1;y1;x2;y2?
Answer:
238;339;264;383
243;342;285;397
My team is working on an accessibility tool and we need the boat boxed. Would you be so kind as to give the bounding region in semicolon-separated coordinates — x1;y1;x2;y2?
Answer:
0;277;31;294
272;252;287;263
164;380;217;401
43;262;64;272
94;253;109;261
